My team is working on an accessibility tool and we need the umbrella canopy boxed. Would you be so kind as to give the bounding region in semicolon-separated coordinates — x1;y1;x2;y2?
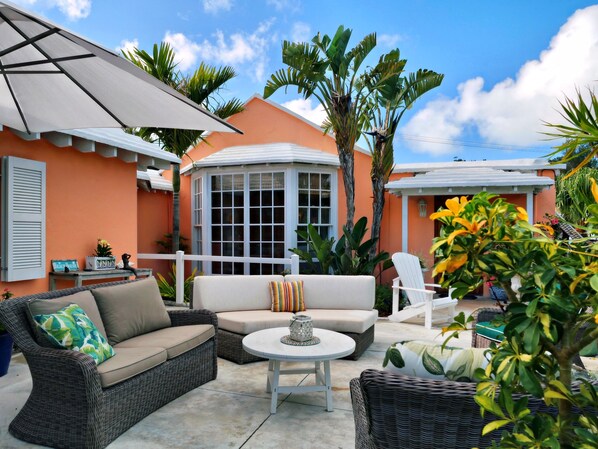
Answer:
0;1;242;135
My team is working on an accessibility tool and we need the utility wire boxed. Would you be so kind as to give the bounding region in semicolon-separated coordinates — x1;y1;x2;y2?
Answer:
399;134;550;154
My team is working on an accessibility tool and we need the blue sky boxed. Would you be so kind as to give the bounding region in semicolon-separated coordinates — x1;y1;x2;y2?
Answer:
15;0;598;163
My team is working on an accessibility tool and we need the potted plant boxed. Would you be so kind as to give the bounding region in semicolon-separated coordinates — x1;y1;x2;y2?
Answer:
431;192;598;447
86;238;116;270
0;288;14;377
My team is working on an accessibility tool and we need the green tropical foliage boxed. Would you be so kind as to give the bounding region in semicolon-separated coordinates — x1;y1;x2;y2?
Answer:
123;42;244;252
431;192;598;447
290;216;390;275
156;264;198;304
544;88;598;177
556;167;598;225
264;26;405;241
363;52;444;257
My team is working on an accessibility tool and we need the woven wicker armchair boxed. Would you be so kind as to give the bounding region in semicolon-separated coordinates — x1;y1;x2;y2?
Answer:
351;307;593;448
0;280;218;449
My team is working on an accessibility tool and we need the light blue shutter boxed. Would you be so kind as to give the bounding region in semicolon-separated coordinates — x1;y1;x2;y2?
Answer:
2;156;46;281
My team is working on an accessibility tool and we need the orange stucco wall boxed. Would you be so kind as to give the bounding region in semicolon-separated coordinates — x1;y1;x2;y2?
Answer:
137;188;173;278
0;129;138;296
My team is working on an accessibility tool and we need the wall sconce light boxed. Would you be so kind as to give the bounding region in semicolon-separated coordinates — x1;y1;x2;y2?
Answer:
418;199;427;218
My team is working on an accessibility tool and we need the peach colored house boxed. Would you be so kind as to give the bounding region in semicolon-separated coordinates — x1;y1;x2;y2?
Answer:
0;126;178;297
156;95;563;283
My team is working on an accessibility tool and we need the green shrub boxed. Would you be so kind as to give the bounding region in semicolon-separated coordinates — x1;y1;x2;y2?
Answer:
156;264;197;304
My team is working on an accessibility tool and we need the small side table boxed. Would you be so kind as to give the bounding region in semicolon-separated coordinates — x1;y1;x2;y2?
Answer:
242;327;355;414
49;268;153;291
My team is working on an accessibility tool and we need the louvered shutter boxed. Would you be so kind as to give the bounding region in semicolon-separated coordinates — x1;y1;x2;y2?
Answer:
2;156;46;281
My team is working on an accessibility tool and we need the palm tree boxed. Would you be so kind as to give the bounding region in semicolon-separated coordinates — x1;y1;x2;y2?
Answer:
264;26;403;239
363;51;444;256
544;88;598;177
123;43;244;252
556;167;598;225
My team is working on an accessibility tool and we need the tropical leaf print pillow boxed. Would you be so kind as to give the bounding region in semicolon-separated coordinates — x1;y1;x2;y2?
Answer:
383;340;489;382
33;303;115;365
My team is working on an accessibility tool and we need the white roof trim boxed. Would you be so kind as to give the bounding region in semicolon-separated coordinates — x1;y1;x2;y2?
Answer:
7;126;180;170
386;167;555;196
136;169;173;191
186;142;340;171
392;158;565;174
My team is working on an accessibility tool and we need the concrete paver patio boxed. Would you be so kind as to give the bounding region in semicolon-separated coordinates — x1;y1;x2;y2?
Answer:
1;299;596;448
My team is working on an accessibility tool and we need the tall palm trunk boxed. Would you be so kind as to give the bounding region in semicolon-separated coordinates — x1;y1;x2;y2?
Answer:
171;163;181;252
338;147;355;237
370;175;386;260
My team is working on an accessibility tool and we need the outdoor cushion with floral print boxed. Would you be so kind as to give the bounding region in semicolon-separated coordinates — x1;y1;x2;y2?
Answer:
33;303;115;365
383;340;489;382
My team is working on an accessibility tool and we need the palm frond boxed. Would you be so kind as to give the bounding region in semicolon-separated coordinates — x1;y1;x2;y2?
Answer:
263;67;317;98
543;89;598;177
211;98;245;120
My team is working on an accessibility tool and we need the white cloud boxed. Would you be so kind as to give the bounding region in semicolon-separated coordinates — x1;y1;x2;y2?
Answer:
378;33;402;48
164;32;202;72
401;5;598;156
115;38;139;56
291;22;310;42
266;0;300;12
11;0;91;20
202;0;232;14
282;98;327;127
165;20;275;81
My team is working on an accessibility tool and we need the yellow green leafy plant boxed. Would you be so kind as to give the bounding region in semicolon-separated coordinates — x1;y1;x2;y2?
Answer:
431;191;598;448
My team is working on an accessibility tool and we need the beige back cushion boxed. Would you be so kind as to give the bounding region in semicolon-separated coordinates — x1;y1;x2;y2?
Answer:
27;291;108;345
192;275;284;312
92;277;171;345
285;275;375;310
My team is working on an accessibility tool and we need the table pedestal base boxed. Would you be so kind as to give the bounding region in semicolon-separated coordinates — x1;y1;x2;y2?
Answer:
266;359;333;414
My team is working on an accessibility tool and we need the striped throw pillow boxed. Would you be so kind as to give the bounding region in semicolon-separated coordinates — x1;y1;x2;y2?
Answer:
270;281;306;312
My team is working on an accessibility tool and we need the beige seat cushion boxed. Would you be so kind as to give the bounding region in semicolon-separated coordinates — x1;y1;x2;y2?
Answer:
304;309;378;334
115;325;215;359
217;309;377;335
27;291;108;344
97;346;166;388
218;310;294;334
92;277;171;345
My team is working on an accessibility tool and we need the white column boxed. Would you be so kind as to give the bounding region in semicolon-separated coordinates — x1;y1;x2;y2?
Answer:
402;194;409;252
175;250;185;304
526;192;534;224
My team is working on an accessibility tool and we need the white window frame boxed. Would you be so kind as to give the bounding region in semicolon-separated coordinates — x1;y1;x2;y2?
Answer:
190;164;338;275
1;156;46;281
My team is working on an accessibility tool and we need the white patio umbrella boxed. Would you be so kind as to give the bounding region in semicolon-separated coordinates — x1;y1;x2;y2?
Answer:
0;1;242;135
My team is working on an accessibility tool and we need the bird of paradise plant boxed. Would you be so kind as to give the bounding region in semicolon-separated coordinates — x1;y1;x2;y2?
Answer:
431;191;598;448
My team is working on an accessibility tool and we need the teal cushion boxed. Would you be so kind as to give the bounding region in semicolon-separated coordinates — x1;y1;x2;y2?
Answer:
33;303;115;365
475;321;505;342
383;340;489;382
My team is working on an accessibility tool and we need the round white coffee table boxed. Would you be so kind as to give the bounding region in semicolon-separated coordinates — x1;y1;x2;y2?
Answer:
242;327;356;413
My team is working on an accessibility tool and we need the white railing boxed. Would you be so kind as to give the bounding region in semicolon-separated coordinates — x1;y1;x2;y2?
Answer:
137;251;301;304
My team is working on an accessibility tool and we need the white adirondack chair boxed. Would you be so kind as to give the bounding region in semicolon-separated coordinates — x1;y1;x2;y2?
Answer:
389;252;458;329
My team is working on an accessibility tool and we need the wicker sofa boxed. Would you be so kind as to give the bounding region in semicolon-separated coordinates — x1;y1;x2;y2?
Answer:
0;278;218;449
350;307;593;448
192;274;377;364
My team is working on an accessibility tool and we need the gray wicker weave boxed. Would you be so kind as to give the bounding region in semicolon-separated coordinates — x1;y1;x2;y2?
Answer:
218;324;375;364
351;307;594;448
0;280;218;449
350;368;598;449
